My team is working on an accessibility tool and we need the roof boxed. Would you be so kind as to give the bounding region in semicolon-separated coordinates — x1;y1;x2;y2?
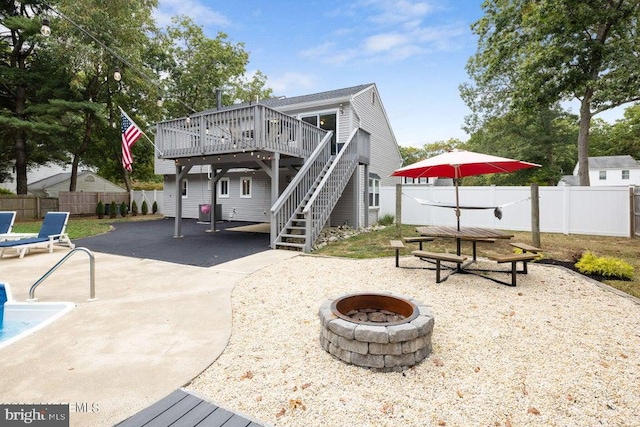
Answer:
260;83;374;108
28;172;76;190
559;175;580;186
28;171;104;190
200;84;375;115
588;155;639;169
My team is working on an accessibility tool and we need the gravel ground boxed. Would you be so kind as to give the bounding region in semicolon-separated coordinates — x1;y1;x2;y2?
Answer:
188;255;640;427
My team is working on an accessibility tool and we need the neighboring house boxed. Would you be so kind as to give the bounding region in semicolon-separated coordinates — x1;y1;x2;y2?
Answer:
401;177;453;186
1;162;71;194
155;83;403;251
559;155;640;186
28;171;126;197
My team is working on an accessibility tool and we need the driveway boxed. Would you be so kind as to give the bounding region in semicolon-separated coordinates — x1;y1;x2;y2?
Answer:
75;218;272;267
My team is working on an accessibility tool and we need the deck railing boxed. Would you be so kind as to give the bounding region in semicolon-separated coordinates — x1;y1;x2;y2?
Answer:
156;104;327;159
301;128;362;251
270;131;334;243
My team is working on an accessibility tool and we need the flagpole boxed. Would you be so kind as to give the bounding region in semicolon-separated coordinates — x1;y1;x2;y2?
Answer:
119;106;164;156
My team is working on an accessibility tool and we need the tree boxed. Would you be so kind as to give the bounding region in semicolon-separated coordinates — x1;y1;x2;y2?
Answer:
0;0;64;194
591;103;640;159
158;16;272;117
464;106;578;186
462;0;640;186
398;139;465;166
52;0;160;192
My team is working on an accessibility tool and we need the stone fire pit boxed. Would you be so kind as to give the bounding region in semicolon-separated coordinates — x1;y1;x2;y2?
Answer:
318;292;434;372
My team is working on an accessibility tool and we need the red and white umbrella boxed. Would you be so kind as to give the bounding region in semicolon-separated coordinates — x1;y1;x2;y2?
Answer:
392;149;540;229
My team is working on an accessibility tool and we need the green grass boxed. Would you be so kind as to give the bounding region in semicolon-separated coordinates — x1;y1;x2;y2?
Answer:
314;224;640;300
12;214;163;240
13;216;640;299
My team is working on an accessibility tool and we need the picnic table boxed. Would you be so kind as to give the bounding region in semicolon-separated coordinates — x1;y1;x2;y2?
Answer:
415;225;513;257
412;226;535;286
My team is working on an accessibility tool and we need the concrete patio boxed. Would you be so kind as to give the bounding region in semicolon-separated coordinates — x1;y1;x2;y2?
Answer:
0;246;298;426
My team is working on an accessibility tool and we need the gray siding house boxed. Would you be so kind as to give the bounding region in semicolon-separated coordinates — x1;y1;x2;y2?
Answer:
155;83;403;251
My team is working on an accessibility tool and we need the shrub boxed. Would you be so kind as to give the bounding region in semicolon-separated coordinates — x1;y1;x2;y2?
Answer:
141;201;148;215
575;251;634;280
109;201;117;219
96;201;104;218
119;202;128;217
152;201;158;214
377;214;395;226
131;200;138;216
0;188;14;195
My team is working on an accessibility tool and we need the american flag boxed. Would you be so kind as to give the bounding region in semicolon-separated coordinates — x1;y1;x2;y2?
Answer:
121;111;142;171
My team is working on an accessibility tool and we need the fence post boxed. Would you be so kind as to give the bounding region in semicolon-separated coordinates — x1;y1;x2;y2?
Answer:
630;186;635;238
562;185;570;235
395;183;402;238
531;183;540;247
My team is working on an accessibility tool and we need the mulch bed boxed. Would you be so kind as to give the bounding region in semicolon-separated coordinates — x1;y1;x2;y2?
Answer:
536;259;612;282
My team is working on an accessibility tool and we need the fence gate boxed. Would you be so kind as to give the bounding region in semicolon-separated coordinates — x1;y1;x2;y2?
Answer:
635;187;640;237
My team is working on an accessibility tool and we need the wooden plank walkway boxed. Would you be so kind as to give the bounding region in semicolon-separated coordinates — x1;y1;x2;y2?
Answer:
115;389;266;427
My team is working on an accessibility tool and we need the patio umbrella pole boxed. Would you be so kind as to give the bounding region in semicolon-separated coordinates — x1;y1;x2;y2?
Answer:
455;175;461;256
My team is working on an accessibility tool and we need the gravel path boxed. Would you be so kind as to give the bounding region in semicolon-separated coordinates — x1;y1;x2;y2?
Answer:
188;255;640;427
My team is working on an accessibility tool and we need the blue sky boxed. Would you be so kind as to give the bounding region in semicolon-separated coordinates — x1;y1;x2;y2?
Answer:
155;0;484;148
154;0;626;148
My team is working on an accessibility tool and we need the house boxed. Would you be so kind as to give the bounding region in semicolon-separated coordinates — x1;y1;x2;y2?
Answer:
154;83;403;251
0;162;71;194
28;171;126;197
559;155;640;186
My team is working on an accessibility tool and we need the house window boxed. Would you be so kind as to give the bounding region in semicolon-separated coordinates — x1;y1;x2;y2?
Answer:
369;176;380;208
218;177;229;198
181;179;188;198
622;170;630;180
240;177;252;198
301;111;338;154
599;171;606;180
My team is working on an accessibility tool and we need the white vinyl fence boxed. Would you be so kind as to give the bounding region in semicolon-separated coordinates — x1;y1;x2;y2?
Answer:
130;190;164;214
380;185;636;237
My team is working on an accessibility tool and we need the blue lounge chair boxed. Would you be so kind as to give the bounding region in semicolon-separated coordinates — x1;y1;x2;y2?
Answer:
0;211;16;236
0;212;75;258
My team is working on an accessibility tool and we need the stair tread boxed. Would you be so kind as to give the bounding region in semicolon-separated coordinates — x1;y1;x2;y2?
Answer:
275;242;305;248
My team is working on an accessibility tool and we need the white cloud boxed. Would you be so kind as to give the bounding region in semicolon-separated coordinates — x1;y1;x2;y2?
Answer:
267;72;317;95
299;0;467;66
364;33;410;53
366;0;434;25
156;0;231;28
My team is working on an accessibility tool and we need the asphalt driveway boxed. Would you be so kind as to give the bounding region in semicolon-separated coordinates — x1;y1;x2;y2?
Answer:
75;218;271;267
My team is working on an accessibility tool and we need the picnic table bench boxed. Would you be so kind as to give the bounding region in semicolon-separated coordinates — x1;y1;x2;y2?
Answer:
412;250;467;283
390;240;405;267
509;242;542;253
403;236;434;250
488;252;538;286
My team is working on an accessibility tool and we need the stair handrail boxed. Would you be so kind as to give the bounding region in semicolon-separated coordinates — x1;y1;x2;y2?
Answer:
270;130;332;213
302;128;359;214
301;128;361;251
27;247;96;302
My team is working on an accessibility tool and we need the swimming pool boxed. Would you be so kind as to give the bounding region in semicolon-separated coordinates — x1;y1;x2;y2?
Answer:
0;283;75;350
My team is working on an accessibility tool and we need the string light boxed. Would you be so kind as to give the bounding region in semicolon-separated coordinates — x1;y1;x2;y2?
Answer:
39;2;196;113
40;19;51;36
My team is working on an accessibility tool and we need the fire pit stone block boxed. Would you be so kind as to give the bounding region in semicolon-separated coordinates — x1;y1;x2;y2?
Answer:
319;292;434;372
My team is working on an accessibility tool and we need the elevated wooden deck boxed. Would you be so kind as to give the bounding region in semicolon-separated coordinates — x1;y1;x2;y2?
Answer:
115;389;266;427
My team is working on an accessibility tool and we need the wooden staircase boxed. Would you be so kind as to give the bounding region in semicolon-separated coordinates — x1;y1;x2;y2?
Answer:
274;158;334;250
